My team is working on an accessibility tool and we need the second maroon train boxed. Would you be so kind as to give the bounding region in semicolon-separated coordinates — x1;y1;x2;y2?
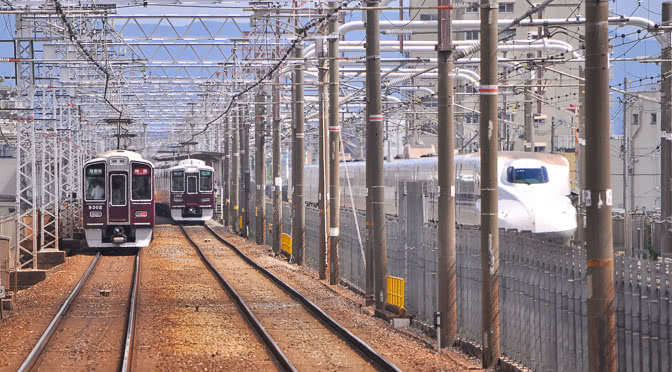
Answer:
83;150;215;249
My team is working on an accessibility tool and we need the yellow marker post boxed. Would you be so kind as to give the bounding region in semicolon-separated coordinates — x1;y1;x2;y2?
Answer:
386;276;405;309
281;233;292;255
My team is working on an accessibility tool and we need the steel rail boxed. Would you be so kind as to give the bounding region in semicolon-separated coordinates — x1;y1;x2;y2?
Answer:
178;225;298;372
17;253;102;372
203;224;403;372
121;253;140;372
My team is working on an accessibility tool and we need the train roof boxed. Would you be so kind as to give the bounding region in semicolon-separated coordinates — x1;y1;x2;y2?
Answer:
85;150;153;165
169;158;214;172
458;151;569;166
305;151;569;169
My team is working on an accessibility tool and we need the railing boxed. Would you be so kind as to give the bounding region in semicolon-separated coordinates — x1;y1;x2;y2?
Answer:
0;214;16;272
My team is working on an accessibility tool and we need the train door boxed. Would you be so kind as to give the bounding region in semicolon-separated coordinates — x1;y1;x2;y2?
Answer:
181;172;200;216
108;173;129;223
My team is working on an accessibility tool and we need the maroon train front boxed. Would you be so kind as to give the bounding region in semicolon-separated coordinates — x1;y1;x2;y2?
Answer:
82;150;155;248
155;159;215;223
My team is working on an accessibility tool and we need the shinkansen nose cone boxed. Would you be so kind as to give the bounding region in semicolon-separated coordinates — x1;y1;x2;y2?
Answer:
530;196;577;239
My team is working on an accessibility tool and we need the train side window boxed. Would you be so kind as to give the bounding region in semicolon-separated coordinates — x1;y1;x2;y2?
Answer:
172;171;185;192
199;170;213;192
85;163;105;201
187;176;197;194
110;174;127;206
132;165;152;200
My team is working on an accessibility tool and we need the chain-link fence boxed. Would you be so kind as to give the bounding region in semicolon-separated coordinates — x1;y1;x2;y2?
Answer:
241;179;671;372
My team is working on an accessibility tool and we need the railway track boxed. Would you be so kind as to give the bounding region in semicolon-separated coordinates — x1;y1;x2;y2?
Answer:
18;252;140;372
180;224;402;372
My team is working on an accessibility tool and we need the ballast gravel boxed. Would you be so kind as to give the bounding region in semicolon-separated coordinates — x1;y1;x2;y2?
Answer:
210;222;484;372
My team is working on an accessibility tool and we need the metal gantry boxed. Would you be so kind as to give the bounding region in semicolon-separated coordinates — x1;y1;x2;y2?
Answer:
3;1;672;370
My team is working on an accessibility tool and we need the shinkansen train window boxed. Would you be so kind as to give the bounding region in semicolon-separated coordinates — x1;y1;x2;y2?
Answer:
199;170;213;192
132;165;152;200
85;163;105;201
171;171;185;192
110;174;127;206
187;175;197;194
506;166;549;184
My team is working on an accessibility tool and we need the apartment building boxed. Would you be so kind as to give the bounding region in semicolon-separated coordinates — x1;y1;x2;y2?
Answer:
610;88;662;212
404;0;585;154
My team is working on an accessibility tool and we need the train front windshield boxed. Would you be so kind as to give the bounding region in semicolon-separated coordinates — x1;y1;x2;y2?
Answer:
132;165;152;200
199;170;213;192
85;164;106;201
171;171;184;192
507;166;549;184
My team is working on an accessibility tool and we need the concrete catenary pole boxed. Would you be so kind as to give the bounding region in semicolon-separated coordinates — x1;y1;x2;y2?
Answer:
318;25;329;280
366;0;387;311
255;87;266;245
245;102;252;238
272;75;282;254
524;53;534;152
231;105;240;234
223;115;230;229
328;0;341;285
240;103;249;238
622;77;632;256
437;0;457;348
577;66;586;242
292;44;306;265
662;3;672;254
585;0;617;370
479;0;500;368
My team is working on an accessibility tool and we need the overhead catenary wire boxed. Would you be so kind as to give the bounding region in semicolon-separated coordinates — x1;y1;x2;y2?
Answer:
187;0;358;145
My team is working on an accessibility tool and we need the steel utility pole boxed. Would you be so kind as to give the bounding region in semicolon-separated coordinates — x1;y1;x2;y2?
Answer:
662;2;672;254
437;0;457;348
328;0;341;285
585;0;617;370
292;44;306;265
479;0;500;368
232;105;240;234
318;22;329;280
255;87;266;245
272;75;282;254
366;0;387;311
223;115;230;229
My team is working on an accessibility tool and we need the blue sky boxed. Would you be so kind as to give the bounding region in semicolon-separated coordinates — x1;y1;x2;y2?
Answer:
0;0;666;135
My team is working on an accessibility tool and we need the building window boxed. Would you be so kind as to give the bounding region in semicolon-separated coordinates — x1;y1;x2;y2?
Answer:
464;31;480;41
651;112;657;126
465;4;478;13
420;14;438;21
499;2;514;13
632;113;639;126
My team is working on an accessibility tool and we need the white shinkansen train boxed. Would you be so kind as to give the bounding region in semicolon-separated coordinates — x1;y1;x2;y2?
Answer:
304;151;577;241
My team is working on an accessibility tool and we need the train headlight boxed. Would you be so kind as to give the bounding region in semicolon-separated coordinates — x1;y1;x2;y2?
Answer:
135;211;148;218
89;211;102;218
201;198;210;203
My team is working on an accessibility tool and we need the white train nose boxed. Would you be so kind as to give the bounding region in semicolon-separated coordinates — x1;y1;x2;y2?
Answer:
528;197;577;235
498;199;534;232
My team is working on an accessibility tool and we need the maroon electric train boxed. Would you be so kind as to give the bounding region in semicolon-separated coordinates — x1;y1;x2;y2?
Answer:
156;159;215;223
82;150;155;248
